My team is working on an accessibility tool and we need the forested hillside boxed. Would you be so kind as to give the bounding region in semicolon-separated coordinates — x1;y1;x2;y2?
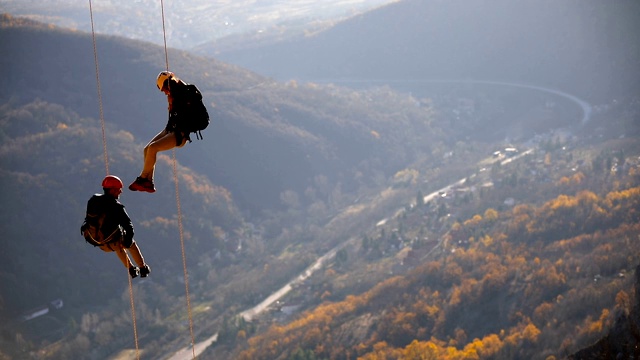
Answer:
0;13;443;213
1;10;639;360
0;14;444;359
207;108;640;359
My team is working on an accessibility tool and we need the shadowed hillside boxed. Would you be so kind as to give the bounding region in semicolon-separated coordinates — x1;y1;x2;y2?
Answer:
0;98;242;317
0;14;446;359
0;13;442;214
569;264;640;360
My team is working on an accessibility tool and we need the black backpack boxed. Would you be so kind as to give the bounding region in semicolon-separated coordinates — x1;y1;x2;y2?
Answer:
182;84;210;140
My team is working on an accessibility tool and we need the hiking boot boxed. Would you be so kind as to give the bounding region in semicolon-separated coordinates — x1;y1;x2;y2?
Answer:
128;177;156;193
140;264;151;278
129;266;140;278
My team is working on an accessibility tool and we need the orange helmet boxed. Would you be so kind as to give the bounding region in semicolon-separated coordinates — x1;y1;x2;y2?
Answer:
156;71;174;91
102;175;124;189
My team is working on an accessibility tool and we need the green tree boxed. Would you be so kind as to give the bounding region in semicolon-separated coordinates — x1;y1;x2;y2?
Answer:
289;347;318;360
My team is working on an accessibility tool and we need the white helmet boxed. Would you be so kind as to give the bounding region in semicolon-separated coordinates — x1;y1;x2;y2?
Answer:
156;71;174;90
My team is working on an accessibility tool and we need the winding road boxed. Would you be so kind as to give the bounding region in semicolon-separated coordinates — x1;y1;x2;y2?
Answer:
315;78;593;125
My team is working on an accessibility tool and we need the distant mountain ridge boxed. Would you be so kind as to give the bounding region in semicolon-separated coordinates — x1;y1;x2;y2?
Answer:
1;0;397;48
210;0;640;102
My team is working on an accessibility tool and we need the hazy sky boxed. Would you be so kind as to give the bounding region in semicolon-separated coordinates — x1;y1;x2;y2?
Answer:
1;0;398;48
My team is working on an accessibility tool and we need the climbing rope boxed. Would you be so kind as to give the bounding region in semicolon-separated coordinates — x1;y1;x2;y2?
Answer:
172;150;196;359
88;0;109;175
160;0;170;72
127;274;141;360
159;1;197;357
88;1;140;358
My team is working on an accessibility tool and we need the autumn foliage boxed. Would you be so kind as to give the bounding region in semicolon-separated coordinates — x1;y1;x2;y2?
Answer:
237;176;640;359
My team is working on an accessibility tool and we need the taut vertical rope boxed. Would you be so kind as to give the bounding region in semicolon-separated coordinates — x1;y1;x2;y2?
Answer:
160;0;170;71
127;273;141;360
88;0;109;175
172;150;196;359
89;1;139;358
159;1;196;357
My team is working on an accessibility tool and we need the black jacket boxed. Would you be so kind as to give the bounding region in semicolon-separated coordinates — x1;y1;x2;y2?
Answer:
83;194;134;246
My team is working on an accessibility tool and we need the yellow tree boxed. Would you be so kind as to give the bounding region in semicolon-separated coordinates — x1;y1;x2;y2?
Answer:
522;323;541;343
403;340;439;360
359;341;401;360
477;334;504;357
484;208;499;221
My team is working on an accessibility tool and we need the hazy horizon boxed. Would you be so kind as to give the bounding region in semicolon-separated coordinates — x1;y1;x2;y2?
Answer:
0;0;398;48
